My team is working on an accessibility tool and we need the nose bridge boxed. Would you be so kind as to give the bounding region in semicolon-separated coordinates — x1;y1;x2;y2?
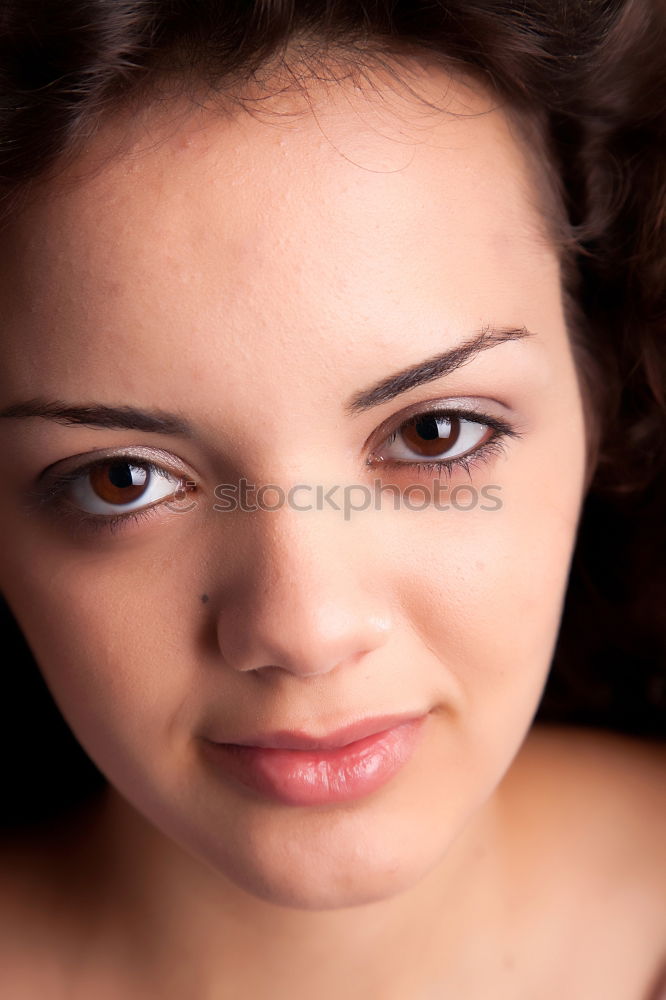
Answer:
214;501;392;678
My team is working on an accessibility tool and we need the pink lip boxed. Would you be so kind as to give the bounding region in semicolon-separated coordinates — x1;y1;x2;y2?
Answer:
211;711;427;750
201;713;429;807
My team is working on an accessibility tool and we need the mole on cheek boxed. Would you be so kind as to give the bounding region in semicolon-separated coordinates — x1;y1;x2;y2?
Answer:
201;594;209;604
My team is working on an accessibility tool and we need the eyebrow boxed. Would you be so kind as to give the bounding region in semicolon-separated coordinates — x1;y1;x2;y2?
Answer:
0;399;194;436
345;325;535;414
0;325;535;434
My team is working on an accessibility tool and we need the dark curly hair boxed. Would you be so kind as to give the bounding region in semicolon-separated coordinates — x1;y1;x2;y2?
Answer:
1;0;664;830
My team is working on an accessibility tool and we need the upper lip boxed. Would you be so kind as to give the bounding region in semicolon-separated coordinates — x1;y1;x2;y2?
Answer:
210;711;428;751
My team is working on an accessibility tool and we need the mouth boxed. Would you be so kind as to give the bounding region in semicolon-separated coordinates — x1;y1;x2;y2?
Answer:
201;711;430;807
209;710;429;751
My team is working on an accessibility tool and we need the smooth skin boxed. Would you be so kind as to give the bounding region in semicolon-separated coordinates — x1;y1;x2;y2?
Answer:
0;54;664;999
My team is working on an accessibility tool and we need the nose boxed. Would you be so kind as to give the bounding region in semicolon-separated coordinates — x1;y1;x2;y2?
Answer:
214;506;392;678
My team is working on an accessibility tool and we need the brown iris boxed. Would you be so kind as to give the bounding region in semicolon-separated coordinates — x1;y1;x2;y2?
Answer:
400;414;461;458
88;461;149;505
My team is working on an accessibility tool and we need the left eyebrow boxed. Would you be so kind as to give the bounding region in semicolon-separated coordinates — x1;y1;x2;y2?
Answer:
0;399;194;436
345;325;536;415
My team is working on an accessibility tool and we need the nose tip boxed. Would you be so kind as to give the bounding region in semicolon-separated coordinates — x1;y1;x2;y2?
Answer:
218;592;392;678
212;515;393;678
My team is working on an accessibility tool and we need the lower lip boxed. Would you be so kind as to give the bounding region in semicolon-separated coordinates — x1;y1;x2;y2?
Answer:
202;717;428;807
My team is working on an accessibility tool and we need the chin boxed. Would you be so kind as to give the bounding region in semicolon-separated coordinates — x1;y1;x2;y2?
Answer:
170;786;459;913
204;832;439;912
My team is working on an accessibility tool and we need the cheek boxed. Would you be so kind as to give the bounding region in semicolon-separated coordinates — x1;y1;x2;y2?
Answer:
2;539;195;787
392;385;586;741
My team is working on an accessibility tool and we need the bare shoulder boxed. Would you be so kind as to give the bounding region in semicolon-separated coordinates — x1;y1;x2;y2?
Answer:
0;831;63;998
503;721;666;990
0;799;108;998
521;721;665;825
521;718;666;788
512;721;666;879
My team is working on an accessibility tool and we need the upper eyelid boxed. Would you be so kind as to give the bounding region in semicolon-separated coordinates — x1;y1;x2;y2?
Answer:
37;445;192;484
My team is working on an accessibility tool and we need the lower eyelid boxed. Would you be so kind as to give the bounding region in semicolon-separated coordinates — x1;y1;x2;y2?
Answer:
371;434;510;477
54;485;194;537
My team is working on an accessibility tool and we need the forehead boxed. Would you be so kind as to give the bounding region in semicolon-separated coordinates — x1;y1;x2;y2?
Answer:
0;62;560;412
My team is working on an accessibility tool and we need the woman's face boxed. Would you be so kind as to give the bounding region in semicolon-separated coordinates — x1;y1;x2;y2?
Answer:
0;62;587;910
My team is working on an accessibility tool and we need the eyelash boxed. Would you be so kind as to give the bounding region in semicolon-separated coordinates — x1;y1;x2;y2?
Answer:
31;405;520;537
29;459;189;538
369;405;520;478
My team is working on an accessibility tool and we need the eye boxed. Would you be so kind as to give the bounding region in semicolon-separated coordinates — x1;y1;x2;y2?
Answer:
68;458;183;515
367;405;520;474
29;454;195;535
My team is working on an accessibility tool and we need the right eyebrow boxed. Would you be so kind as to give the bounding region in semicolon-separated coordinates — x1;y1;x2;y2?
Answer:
0;326;535;434
345;325;536;415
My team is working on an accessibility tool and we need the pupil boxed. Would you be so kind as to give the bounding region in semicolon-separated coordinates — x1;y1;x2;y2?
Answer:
402;415;460;457
415;416;441;440
109;462;136;488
